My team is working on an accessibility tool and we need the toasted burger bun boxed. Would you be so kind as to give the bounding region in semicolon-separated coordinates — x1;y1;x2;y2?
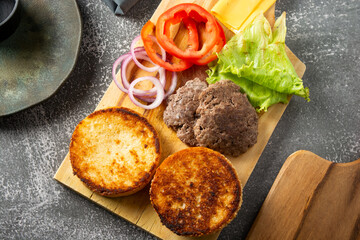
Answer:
150;147;242;236
70;107;160;197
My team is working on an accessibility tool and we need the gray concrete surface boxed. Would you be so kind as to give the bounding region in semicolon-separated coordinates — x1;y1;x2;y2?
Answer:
1;0;359;239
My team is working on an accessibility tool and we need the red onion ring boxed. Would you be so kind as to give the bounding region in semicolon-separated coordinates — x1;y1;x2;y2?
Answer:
164;70;178;98
121;52;166;96
112;53;130;93
131;35;166;72
112;37;178;109
112;48;163;95
128;76;165;109
135;69;177;102
113;53;177;101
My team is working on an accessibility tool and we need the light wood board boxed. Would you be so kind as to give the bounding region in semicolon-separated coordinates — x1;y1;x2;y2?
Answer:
54;1;306;239
247;150;360;240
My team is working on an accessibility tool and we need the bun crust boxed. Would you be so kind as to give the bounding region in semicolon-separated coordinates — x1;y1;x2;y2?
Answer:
150;147;242;236
70;107;160;197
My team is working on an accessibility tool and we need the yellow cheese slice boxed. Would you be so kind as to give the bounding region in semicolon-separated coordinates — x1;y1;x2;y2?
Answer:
211;0;261;31
211;0;276;34
236;0;277;33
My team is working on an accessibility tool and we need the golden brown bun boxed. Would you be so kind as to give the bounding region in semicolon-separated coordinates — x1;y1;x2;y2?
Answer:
70;107;161;197
150;147;242;236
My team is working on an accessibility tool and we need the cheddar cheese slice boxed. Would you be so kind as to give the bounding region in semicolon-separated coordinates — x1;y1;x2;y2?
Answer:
211;0;276;34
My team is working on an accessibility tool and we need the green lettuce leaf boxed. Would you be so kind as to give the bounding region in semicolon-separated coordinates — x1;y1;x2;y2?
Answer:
207;12;309;112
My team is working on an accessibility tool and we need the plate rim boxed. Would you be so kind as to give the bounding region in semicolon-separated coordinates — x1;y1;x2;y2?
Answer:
0;0;83;116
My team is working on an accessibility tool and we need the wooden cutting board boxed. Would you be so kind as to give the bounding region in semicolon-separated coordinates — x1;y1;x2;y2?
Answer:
54;1;306;239
247;150;360;240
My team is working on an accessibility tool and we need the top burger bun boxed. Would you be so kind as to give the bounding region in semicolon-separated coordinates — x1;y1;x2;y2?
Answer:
70;107;161;197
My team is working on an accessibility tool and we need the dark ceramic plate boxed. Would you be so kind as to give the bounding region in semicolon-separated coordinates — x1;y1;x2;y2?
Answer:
0;0;81;116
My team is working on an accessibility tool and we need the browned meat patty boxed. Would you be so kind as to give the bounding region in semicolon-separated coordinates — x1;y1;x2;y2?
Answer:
194;80;258;156
163;79;258;157
163;78;207;146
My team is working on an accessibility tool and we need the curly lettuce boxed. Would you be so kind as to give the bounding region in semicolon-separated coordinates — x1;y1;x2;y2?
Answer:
207;12;309;112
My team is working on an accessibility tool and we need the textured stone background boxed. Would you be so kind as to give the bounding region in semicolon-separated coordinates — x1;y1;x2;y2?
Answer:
0;0;359;239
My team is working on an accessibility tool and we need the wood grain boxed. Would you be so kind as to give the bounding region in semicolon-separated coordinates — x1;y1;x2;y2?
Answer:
247;150;360;240
54;1;306;239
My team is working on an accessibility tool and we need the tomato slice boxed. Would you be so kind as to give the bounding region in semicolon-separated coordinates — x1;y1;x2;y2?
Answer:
156;3;219;61
190;21;226;65
141;21;193;72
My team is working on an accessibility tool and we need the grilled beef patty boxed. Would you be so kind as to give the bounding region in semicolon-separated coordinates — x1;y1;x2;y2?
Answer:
163;79;258;156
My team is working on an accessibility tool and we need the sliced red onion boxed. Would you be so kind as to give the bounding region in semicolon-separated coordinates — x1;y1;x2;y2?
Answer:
131;35;166;72
121;52;166;97
136;95;157;103
164;70;178;98
133;46;145;52
113;53;177;101
128;76;165;109
112;36;178;109
112;53;131;93
158;67;166;87
134;70;177;103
